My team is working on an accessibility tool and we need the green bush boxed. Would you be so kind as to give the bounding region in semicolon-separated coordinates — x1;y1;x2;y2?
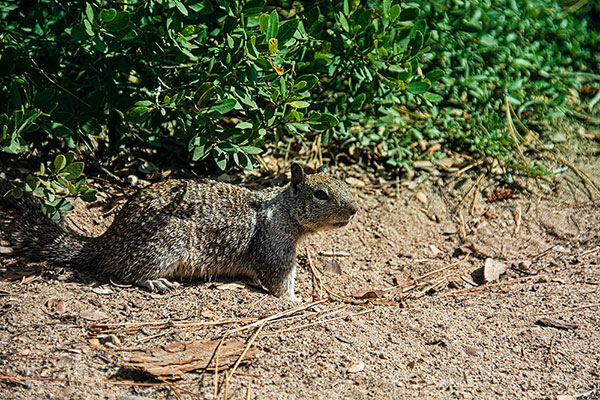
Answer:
0;0;435;169
414;0;599;165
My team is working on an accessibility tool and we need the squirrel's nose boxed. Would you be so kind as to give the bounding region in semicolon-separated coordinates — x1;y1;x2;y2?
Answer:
348;202;359;216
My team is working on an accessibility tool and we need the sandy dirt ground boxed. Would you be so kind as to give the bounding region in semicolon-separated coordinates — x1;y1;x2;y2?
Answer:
1;135;599;400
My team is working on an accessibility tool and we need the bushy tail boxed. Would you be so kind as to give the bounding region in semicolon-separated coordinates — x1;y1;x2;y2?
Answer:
0;182;90;267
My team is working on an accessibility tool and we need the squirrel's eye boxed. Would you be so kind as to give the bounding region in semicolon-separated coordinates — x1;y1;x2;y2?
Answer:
313;189;329;200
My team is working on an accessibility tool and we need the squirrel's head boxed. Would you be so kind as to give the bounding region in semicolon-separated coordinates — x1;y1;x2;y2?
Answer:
287;163;359;232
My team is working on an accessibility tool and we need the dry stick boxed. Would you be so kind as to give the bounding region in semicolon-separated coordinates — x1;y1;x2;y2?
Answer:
532;303;600;316
513;206;522;238
94;318;253;329
267;309;373;335
548;333;557;369
560;198;600;209
456;172;485;213
458;210;467;242
0;374;189;388
470;175;484;216
417;277;447;297
442;274;549;296
246;376;252;400
229;299;327;335
157;377;183;400
580;247;600;256
223;322;265;400
504;96;528;165
413;254;470;282
306;249;354;302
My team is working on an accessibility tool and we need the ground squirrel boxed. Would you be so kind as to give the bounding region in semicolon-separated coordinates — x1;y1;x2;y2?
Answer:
3;163;358;301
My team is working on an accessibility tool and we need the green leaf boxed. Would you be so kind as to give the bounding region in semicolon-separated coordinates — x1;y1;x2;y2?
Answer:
423;92;443;103
236;122;253;129
294;74;318;91
85;3;94;23
105;11;130;32
350;93;366;111
209;99;237;115
7;187;23;199
242;0;265;15
9;80;22;108
126;105;152;124
34;88;56;107
276;18;299;44
246;64;258;83
61;162;85;180
173;0;188;16
54;154;67;172
65;151;76;166
266;10;279;41
425;69;445;82
0;46;16;75
408;31;424;57
240;145;262;154
259;13;269;34
99;8;117;22
213;148;228;170
268;38;278;54
390;4;401;20
69;24;91;41
289;101;310;109
80;189;97;202
399;7;420;21
406;80;430;94
92;35;108;53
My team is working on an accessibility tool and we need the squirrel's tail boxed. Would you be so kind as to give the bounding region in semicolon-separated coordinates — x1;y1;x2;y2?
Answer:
0;182;91;267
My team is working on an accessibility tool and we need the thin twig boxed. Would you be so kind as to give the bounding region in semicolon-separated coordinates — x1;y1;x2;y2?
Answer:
532;303;600;316
223;323;265;399
442;274;549;296
456;172;485;213
229;299;327;334
266;309;373;335
306;249;354;302
413;255;470;282
513;206;521;238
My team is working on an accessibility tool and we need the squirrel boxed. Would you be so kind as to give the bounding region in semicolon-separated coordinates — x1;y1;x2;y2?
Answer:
2;163;358;301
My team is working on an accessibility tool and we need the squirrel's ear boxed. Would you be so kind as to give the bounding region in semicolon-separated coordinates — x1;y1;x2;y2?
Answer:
317;166;328;174
291;163;305;187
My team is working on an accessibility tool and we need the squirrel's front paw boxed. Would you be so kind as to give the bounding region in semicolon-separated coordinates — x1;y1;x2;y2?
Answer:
139;278;180;293
284;293;303;303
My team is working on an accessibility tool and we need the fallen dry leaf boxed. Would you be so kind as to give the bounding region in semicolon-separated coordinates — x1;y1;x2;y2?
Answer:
429;244;442;256
126;339;258;380
351;289;385;299
47;298;65;314
347;360;365;373
324;259;342;275
88;337;101;347
394;276;415;289
407;360;416;369
80;309;109;321
416;192;427;205
200;309;221;320
536;318;578;330
483;258;508;283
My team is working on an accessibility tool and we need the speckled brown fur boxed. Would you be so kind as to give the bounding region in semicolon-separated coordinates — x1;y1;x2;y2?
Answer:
6;164;358;300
